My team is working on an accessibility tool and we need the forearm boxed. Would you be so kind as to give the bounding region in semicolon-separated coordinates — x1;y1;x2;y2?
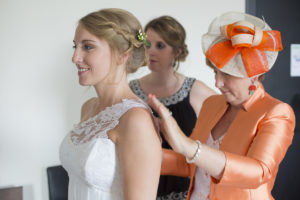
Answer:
182;138;226;180
161;125;226;179
148;94;226;179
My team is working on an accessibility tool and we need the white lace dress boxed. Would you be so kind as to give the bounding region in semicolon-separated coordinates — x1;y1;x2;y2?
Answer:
60;99;151;200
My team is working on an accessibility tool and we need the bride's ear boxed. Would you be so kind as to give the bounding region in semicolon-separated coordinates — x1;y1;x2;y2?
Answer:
116;52;130;66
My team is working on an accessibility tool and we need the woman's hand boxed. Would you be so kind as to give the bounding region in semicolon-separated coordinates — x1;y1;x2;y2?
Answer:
148;94;188;154
149;94;226;179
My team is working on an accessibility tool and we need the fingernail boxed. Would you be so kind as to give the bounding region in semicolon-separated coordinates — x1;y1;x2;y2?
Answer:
149;93;152;98
153;95;156;98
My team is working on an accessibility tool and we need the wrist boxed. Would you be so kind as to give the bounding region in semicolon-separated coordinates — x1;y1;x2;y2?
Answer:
180;138;195;157
172;130;190;155
185;139;202;164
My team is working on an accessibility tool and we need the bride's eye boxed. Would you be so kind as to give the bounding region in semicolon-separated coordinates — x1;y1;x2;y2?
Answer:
84;44;93;51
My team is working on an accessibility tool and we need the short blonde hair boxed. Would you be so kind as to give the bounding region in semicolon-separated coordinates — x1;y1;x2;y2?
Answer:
79;8;147;73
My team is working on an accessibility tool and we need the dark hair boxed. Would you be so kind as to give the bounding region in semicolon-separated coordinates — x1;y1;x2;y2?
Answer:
145;15;188;70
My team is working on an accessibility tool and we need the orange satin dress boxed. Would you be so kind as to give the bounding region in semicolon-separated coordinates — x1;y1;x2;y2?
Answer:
161;85;295;200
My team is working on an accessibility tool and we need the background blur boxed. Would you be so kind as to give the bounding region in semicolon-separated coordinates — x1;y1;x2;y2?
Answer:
0;0;244;199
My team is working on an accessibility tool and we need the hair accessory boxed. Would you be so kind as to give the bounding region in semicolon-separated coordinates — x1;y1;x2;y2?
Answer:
202;12;283;78
137;29;150;47
206;20;282;77
186;140;202;164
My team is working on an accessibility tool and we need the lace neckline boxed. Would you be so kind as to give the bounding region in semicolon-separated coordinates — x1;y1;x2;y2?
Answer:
79;99;139;126
70;98;147;145
130;77;195;106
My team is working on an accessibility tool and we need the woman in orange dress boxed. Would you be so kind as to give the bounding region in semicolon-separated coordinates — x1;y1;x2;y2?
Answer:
148;12;295;200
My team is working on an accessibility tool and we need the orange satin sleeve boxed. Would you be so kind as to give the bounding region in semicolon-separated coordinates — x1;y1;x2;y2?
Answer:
161;148;191;177
212;102;295;188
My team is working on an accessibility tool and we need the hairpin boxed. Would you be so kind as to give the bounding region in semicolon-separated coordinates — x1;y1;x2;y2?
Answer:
137;29;150;47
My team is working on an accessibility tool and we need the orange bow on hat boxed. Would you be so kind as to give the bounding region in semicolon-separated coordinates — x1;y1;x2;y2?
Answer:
205;20;283;77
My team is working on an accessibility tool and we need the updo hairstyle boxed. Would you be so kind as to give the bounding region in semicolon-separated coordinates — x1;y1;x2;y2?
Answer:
79;8;148;73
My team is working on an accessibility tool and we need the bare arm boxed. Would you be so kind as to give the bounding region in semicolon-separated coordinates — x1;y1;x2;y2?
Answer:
182;137;226;179
116;108;162;200
149;94;295;186
190;80;217;116
148;94;225;179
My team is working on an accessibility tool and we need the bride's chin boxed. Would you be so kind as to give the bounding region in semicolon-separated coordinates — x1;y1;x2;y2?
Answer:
78;80;91;86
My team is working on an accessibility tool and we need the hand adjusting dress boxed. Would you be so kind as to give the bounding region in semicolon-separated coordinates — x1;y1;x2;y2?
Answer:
130;77;197;200
60;99;150;200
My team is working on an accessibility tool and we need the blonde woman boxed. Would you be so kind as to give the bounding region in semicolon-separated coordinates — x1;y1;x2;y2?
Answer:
60;8;162;200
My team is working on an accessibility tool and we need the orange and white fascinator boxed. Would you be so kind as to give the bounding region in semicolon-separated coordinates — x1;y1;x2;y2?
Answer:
202;12;283;78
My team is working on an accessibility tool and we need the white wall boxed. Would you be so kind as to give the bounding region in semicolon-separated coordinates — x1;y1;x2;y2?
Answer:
0;0;244;199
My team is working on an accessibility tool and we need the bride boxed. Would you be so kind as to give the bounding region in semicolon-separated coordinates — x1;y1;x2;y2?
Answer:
60;8;162;200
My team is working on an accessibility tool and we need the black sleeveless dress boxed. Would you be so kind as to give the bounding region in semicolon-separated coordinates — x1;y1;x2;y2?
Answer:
129;77;197;200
